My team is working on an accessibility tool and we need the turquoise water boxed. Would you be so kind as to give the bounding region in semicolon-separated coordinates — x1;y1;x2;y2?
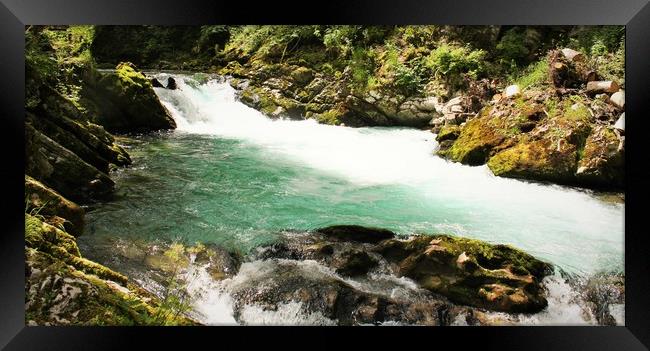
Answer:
80;75;625;277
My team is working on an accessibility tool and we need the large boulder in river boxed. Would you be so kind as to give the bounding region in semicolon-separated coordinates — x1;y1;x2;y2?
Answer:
254;225;552;315
85;62;176;133
375;234;552;313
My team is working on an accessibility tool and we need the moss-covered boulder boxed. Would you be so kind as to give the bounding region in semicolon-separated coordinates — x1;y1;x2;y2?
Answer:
487;139;578;184
438;114;507;165
436;125;462;142
86;62;176;133
376;235;552;313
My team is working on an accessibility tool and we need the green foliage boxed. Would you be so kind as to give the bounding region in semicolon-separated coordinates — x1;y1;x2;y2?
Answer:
513;58;549;89
569;26;624;55
591;37;625;86
425;43;486;91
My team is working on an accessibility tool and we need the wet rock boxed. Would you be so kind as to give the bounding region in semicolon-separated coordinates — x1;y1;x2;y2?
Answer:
315;225;395;244
333;250;378;277
229;259;456;326
438;114;506;166
166;77;177;90
150;77;165;88
435;125;461;142
375;235;552;313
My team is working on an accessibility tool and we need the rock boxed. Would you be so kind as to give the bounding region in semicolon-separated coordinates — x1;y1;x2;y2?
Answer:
435;125;461;142
376;235;552;313
25;215;196;326
487;138;579;185
25;123;115;203
89;62;176;133
609;90;625;110
504;85;521;98
290;67;314;85
25;175;85;236
586;81;620;94
228;258;455;326
150;78;165;88
438;115;506;166
333;250;378;277
576;126;624;189
614;113;625;131
315;225;395;244
166;77;177;90
561;48;584;62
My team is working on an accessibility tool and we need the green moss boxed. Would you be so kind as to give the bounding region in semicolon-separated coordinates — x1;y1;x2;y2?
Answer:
487;139;577;184
441;115;505;165
513;58;549;89
435;125;461;142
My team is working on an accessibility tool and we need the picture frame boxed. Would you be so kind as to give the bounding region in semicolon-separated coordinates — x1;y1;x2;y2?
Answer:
1;0;649;349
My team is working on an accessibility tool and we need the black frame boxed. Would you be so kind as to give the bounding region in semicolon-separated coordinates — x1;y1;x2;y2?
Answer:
1;0;649;349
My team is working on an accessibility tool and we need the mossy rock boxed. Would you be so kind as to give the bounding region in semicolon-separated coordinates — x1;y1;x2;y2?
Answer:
487;139;578;184
25;248;196;326
89;62;176;133
376;234;552;313
576;126;624;189
25;175;85;236
436;125;461;142
439;115;506;166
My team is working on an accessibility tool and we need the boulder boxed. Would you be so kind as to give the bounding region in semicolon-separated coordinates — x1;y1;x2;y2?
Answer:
89;62;176;133
438;115;506;166
576;126;624;188
375;235;552;313
166;77;177;90
150;77;165;88
586;81;620;94
435;125;461;142
609;90;625;110
487;138;578;185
